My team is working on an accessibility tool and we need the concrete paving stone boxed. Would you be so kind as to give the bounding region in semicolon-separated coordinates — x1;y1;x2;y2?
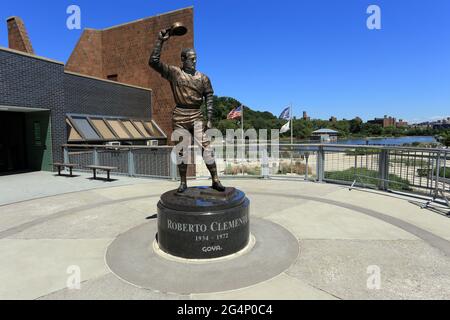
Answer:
0;171;152;206
38;273;188;300
118;197;161;216
325;188;450;240
191;273;338;300
266;201;418;240
89;182;174;201
287;239;450;300
1;173;450;299
9;201;156;239
244;193;313;218
0;239;111;300
0;191;111;233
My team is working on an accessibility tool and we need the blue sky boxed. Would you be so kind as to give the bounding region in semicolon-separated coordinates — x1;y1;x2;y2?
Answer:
1;0;449;123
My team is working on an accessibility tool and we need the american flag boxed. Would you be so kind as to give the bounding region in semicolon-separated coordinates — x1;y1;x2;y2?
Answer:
227;105;243;120
279;107;291;120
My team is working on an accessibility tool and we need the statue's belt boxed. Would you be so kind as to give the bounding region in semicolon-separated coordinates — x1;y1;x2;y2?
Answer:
175;105;201;110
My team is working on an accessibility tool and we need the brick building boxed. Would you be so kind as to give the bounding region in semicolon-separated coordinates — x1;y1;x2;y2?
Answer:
368;115;409;128
65;7;194;139
0;10;184;174
396;119;408;128
302;111;310;121
368;115;397;128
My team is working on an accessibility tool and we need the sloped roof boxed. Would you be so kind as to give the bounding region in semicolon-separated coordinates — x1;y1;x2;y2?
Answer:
66;114;166;142
312;128;339;134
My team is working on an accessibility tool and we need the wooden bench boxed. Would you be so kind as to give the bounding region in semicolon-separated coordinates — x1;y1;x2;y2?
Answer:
85;165;117;181
53;163;78;177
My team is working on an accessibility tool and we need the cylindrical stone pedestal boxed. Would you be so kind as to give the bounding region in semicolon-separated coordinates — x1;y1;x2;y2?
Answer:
157;186;250;259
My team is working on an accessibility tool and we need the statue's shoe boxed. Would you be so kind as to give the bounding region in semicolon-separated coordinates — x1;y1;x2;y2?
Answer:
212;180;226;192
177;183;188;193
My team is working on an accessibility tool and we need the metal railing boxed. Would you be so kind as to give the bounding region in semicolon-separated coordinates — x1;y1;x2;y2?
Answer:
63;144;176;180
62;143;450;206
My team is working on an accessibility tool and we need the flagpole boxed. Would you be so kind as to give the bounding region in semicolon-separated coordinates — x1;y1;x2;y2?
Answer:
241;105;244;176
290;102;293;174
290;103;293;145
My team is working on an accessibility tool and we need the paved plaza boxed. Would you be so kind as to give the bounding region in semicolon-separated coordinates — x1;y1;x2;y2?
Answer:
1;171;450;300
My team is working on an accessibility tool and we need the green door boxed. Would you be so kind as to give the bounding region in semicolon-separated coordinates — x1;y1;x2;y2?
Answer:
25;111;53;171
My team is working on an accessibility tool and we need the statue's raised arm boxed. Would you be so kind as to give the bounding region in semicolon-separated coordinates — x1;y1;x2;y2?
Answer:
149;29;171;76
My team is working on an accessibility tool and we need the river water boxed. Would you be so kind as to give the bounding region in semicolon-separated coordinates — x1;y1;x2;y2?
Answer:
337;136;437;146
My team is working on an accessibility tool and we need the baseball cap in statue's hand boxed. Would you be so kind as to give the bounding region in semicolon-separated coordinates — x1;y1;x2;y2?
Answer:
168;22;187;36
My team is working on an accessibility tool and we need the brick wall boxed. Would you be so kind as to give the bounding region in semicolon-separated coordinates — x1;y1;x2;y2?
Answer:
65;7;195;141
65;29;103;78
382;117;396;128
0;48;153;169
64;72;151;119
0;49;65;164
7;17;34;54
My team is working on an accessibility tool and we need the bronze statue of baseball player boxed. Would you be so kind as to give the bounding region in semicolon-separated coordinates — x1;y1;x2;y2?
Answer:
149;25;225;193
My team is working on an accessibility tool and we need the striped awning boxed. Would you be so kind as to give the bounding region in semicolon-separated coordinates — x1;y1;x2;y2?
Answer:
66;114;166;143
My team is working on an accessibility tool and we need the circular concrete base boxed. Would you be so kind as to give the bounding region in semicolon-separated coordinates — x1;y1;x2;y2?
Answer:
105;218;299;294
152;234;257;264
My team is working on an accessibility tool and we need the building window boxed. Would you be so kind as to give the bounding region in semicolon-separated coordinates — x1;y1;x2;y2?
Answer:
33;121;42;146
107;74;118;81
70;117;101;140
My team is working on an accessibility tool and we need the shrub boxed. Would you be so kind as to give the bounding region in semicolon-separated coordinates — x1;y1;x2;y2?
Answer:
224;163;261;176
418;167;450;179
436;167;450;179
417;168;431;177
324;168;411;191
345;148;380;156
278;161;310;175
390;158;427;167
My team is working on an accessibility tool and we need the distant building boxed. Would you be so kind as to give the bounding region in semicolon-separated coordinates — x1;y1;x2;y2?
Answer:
310;129;338;143
433;123;450;130
302;111;310;121
367;115;408;128
412;117;450;129
412;123;431;129
368;115;396;128
396;119;408;128
329;116;337;122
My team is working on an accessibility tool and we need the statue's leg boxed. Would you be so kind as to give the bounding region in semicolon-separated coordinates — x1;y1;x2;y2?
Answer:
206;162;225;192
177;163;188;193
173;108;191;193
195;121;225;192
